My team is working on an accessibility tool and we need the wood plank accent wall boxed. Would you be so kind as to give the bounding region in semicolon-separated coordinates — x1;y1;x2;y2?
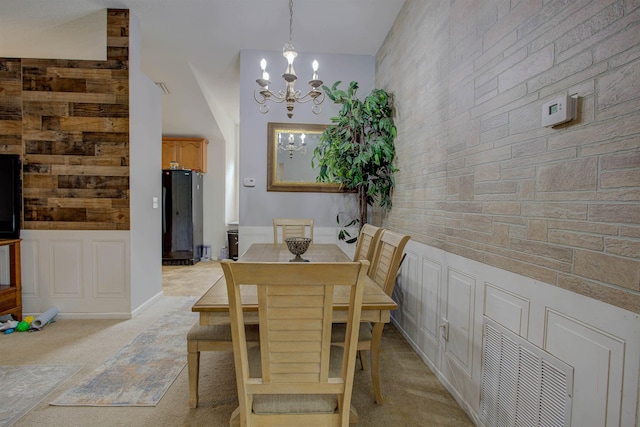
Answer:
0;9;130;231
0;59;23;155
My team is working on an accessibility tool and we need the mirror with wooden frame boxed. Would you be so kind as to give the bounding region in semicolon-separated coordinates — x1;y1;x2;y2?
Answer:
267;122;346;193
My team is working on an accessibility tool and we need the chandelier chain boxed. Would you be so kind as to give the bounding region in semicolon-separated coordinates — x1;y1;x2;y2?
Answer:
288;0;294;46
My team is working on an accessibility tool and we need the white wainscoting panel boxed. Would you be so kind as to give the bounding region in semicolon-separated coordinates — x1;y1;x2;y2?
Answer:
93;240;127;297
445;268;475;375
20;230;132;318
484;282;530;338
237;226;271;255
393;239;640;426
544;310;626;427
399;252;420;338
419;257;441;363
50;239;83;297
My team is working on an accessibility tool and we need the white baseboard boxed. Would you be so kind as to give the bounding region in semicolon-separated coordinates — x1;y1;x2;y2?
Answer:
131;290;164;317
24;312;133;320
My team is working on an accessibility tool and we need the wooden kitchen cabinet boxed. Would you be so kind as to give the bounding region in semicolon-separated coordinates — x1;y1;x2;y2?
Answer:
162;137;208;173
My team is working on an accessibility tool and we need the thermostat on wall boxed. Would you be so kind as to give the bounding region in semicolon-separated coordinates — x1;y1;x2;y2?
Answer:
542;94;577;127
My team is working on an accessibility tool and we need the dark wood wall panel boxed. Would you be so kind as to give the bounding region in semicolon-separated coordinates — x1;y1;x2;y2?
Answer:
5;9;132;231
0;58;23;155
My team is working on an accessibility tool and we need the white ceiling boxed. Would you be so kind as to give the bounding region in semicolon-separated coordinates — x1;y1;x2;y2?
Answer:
0;0;405;144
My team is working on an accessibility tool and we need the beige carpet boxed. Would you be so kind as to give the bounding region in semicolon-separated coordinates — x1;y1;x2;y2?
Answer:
3;261;473;426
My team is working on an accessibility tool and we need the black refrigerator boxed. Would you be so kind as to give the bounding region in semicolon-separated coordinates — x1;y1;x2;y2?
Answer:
162;170;203;265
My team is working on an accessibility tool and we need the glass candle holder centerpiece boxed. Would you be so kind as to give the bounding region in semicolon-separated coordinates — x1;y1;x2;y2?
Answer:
284;237;311;262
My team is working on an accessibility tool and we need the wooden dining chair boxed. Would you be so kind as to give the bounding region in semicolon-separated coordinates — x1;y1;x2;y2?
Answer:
187;323;260;408
351;223;383;373
332;229;410;404
221;259;369;427
352;224;383;266
272;218;314;243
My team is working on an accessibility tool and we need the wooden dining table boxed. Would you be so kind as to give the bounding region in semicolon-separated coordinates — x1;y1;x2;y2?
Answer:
191;243;398;404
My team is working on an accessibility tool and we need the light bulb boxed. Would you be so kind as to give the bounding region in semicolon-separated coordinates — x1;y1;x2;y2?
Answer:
283;42;297;65
260;58;268;80
300;133;306;146
284;51;296;65
311;60;318;80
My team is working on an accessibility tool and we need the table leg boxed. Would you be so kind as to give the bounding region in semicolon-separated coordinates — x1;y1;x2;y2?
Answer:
370;322;385;404
187;344;199;408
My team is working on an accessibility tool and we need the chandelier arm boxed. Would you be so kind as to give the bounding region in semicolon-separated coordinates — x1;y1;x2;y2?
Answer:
278;144;307;152
255;87;287;104
253;88;269;104
311;104;322;115
294;90;326;104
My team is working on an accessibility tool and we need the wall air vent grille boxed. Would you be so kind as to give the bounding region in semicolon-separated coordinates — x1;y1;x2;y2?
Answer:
480;318;573;427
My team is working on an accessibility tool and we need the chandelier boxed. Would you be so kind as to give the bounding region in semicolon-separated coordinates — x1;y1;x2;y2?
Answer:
254;0;324;119
279;132;307;158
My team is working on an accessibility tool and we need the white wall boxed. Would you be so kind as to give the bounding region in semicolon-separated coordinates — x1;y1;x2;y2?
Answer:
129;11;163;312
238;49;375;253
203;136;228;254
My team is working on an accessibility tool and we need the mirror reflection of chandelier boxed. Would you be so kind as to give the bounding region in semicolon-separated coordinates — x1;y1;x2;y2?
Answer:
254;0;324;119
279;132;307;158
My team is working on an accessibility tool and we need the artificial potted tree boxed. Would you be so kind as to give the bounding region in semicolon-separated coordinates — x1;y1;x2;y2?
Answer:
313;81;398;242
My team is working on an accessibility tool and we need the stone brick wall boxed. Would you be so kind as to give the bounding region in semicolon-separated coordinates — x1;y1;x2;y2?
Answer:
376;0;640;313
0;9;130;230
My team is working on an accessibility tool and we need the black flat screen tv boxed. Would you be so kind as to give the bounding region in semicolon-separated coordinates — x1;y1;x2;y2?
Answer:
0;154;21;239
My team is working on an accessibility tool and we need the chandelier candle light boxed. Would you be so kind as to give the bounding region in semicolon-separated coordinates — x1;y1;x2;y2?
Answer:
254;0;324;118
279;132;307;158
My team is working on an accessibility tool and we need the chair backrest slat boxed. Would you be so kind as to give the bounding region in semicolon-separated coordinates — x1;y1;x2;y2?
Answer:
273;218;314;243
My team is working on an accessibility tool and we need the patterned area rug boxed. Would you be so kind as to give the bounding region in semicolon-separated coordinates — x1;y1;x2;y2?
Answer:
50;299;198;407
0;365;82;427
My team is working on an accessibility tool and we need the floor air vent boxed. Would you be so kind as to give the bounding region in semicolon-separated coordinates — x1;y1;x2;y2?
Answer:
480;318;574;427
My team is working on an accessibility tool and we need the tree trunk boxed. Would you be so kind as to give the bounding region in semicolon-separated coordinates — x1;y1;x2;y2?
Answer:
358;186;367;232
